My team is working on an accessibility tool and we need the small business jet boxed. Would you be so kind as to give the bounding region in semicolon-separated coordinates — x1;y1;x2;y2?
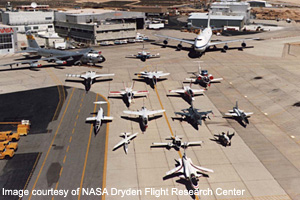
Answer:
151;135;203;150
224;101;253;126
113;132;138;154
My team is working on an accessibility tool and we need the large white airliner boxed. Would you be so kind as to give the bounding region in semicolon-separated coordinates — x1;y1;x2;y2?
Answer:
155;12;258;54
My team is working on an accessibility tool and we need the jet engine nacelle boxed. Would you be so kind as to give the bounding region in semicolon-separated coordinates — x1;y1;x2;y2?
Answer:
30;63;42;68
223;45;229;50
177;44;183;50
163;40;168;45
55;60;67;65
241;42;246;48
141;56;147;62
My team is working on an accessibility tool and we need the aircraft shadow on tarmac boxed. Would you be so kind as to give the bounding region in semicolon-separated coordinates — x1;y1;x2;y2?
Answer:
151;42;254;59
223;115;249;128
108;96;145;108
121;115;163;132
132;78;167;89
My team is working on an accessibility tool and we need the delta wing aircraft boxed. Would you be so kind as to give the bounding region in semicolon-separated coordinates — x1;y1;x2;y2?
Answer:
86;101;113;134
2;31;105;68
155;11;258;56
66;71;114;91
186;62;223;88
169;83;205;102
224;101;253;126
126;44;160;62
109;82;149;106
213;131;235;147
151;135;203;150
134;70;170;85
174;106;213;127
165;153;214;190
113;132;138;154
123;107;165;131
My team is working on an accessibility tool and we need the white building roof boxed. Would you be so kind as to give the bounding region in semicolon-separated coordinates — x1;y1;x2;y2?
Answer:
189;13;244;20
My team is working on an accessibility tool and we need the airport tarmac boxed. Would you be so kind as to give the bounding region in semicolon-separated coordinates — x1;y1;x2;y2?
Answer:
0;22;299;200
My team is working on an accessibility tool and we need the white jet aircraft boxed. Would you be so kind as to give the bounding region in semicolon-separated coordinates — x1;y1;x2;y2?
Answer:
113;132;138;154
224;101;253;126
109;82;149;106
126;44;160;62
86;101;113;134
169;83;205;102
66;71;114;91
166;153;214;190
123;107;165;130
155;12;258;55
152;135;203;150
134;70;170;85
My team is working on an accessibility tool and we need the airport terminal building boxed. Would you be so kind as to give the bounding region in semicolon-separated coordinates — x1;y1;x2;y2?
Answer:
0;26;18;54
54;9;145;44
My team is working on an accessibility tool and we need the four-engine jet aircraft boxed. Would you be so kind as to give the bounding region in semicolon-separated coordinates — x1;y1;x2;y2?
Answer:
109;82;149;106
86;101;113;134
151;135;203;150
165;153;214;190
154;12;258;55
113;132;139;154
66;71;114;91
3;31;105;68
186;62;223;88
169;83;205;102
174;106;213;127
134;70;170;86
126;44;160;62
213;131;235;147
224;101;253;126
123;107;165;131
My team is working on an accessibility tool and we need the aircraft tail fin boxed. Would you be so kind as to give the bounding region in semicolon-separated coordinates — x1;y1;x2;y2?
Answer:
235;101;238;109
26;31;40;49
207;11;211;28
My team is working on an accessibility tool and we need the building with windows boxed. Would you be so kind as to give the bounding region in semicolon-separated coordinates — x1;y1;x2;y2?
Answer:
0;25;18;54
1;10;54;33
54;9;145;44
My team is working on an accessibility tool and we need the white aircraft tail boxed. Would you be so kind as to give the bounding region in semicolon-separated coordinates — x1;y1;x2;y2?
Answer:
207;11;211;28
235;101;238;109
120;132;130;137
94;101;107;105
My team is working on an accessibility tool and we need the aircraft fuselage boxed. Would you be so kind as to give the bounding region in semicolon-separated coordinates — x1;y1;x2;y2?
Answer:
193;27;212;53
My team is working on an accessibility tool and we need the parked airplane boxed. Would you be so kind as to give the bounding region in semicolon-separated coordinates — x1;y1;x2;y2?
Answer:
165;153;213;190
123;107;165;130
66;71;114;91
134;70;170;85
86;101;113;134
151;135;203;150
109;82;149;106
3;31;105;68
126;44;160;62
154;11;258;55
213;131;235;147
186;62;223;88
224;101;253;126
113;132;138;154
169;83;205;102
174;106;213;127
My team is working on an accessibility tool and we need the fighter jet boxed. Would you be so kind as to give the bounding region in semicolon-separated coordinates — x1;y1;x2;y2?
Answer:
165;153;213;190
134;70;170;86
66;71;114;91
126;44;160;62
86;101;113;134
123;107;165;131
108;82;149;106
224;101;253;126
169;83;205;102
113;132;138;154
2;31;105;69
174;106;213;127
151;135;203;150
213;131;235;147
186;62;223;88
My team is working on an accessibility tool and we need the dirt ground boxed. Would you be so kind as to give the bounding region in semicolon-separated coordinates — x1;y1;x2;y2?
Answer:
253;7;300;21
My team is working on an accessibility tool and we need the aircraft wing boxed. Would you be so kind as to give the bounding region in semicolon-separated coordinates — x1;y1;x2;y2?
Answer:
152;142;169;147
103;116;113;121
132;90;149;96
125;54;137;58
146;110;165;116
86;117;96;121
66;74;81;78
155;34;194;45
109;91;127;96
208;38;259;47
149;54;160;58
191;88;205;93
191;163;214;173
166;159;183;175
211;78;223;82
184;141;203;146
127;132;139;140
175;112;190;117
244;112;253;116
155;72;170;78
113;139;127;150
169;89;185;94
185;78;197;82
123;110;143;116
225;113;238;117
92;74;115;79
